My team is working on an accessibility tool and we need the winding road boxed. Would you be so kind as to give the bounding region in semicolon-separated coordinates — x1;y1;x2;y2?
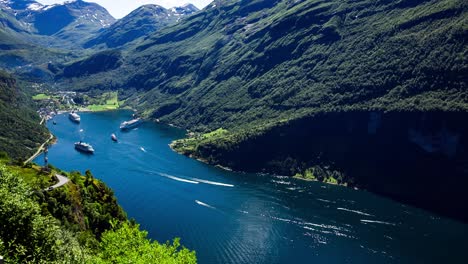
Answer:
44;174;69;191
24;133;53;165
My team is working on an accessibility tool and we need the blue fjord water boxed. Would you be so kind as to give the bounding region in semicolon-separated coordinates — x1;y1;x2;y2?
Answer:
36;110;468;264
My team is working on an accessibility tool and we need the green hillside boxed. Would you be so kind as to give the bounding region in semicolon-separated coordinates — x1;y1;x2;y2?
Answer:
60;0;467;129
0;70;49;160
0;10;38;68
0;9;83;81
0;159;196;263
61;50;123;78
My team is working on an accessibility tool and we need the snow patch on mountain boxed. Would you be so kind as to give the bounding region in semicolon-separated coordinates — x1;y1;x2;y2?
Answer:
27;3;43;11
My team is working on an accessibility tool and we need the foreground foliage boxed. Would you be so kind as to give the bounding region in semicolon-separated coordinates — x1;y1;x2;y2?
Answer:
0;161;196;263
93;223;196;264
0;165;86;263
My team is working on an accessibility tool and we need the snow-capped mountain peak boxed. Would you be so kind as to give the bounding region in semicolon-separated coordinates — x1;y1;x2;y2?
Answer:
169;3;200;18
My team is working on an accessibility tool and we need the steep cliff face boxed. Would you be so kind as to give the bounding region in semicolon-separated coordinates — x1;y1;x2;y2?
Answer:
180;111;468;221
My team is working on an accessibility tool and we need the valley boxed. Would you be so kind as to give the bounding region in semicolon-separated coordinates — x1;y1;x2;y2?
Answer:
33;110;468;264
0;0;467;263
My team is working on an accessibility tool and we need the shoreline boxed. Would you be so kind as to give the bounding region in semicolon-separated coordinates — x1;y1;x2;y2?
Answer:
292;174;355;189
169;141;352;188
168;142;234;172
53;110;353;191
57;106;134;114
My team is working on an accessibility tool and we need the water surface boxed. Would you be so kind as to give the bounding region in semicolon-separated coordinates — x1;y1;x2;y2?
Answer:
36;111;468;263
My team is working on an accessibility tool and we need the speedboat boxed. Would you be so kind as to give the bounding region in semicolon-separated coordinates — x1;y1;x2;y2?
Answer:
111;133;118;142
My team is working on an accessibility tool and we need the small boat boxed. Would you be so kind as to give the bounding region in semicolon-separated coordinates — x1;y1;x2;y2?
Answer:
74;141;94;153
53;120;57;125
69;112;81;123
120;118;141;130
111;133;118;142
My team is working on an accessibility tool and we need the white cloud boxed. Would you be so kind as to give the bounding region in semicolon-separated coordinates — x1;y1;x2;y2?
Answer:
37;0;212;18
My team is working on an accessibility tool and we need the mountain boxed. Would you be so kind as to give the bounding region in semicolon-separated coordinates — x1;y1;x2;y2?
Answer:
53;0;468;220
0;70;49;159
170;3;200;16
0;0;39;11
0;0;115;47
32;0;115;45
84;4;199;49
0;9;73;81
0;9;29;46
0;0;112;79
66;0;467;126
0;3;31;34
61;49;123;78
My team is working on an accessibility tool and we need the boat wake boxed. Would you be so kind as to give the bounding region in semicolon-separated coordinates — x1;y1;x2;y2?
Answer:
195;200;216;209
271;179;292;185
360;219;396;226
268;215;354;239
159;173;199;184
317;198;335;203
138;169;232;187
337;207;374;217
192;178;234;187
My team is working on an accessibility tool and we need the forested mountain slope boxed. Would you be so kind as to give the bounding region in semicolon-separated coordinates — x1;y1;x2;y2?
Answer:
0;2;101;80
0;70;48;159
74;0;467;131
0;9;69;75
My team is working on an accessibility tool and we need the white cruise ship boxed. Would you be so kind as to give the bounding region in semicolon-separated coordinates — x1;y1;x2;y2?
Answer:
74;141;94;153
69;112;81;123
120;118;141;130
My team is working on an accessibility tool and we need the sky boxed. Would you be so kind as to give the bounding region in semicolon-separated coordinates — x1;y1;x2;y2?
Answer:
37;0;213;18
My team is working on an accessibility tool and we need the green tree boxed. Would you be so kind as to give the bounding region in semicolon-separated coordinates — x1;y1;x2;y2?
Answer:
0;166;88;263
92;222;196;264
